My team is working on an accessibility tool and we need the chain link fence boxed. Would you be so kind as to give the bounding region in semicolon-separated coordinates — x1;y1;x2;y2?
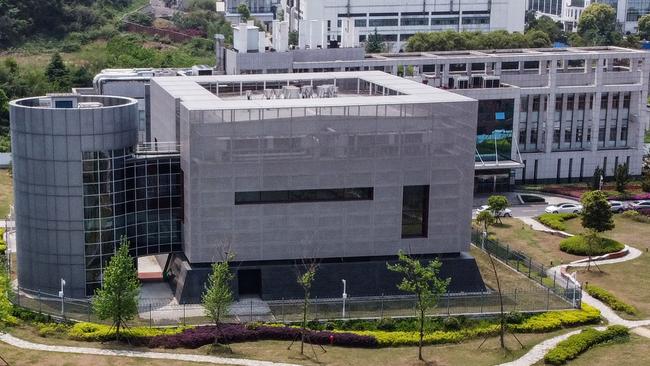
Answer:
12;285;574;327
471;228;581;308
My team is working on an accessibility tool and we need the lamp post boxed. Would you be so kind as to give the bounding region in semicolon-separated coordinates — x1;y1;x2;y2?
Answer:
58;278;66;317
341;279;347;319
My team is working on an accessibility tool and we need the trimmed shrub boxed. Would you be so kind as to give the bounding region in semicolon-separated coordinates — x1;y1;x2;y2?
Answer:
544;325;629;365
585;284;637;316
509;304;601;333
559;235;624;256
148;324;377;349
69;322;183;342
537;213;578;231
352;325;499;347
621;209;650;223
37;322;71;337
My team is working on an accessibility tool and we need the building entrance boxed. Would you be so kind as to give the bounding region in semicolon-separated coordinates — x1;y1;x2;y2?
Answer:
238;269;262;296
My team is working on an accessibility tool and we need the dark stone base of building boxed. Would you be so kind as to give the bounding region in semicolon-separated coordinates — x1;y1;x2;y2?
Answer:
168;252;486;304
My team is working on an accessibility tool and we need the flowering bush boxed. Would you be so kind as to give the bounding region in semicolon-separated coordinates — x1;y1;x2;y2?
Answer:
147;324;378;349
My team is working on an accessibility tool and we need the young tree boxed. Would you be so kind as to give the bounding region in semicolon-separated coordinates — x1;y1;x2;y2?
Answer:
487;195;509;224
92;237;140;341
614;162;630;193
202;253;234;342
296;261;317;355
387;251;450;361
365;28;385;53
591;166;604;190
476;211;495;247
581;190;615;270
237;3;251;21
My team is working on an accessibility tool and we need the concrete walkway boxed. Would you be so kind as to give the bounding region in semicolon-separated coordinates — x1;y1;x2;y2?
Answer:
0;332;301;366
517;217;572;237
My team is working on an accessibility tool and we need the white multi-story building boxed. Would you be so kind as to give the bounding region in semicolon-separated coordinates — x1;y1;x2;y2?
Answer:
528;0;591;32
281;0;526;51
531;0;650;34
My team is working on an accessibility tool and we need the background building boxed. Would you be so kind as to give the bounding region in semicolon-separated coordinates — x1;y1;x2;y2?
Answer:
281;0;526;51
221;32;649;191
530;0;650;34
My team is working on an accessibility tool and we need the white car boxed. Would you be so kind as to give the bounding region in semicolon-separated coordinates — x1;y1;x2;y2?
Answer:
476;205;512;217
544;203;583;214
629;200;650;210
608;200;627;213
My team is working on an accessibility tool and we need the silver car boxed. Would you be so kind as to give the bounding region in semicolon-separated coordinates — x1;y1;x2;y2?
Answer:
544;203;583;214
608;200;627;213
477;205;512;217
629;200;650;210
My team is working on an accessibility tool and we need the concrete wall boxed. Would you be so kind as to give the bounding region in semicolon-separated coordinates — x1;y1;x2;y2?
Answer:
10;96;138;297
149;81;179;144
179;100;478;265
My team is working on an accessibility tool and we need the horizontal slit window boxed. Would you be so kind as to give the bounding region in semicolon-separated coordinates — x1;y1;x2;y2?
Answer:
235;187;373;205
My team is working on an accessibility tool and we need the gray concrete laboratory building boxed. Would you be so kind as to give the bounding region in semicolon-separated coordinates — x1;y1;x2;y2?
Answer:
10;72;485;302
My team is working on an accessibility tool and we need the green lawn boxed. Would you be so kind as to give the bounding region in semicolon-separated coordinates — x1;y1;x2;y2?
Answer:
0;169;13;218
547;215;650;319
563;214;650;251
475;218;581;266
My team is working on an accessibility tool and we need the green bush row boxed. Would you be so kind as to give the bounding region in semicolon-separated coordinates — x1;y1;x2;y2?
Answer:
559;235;624;256
537;213;578;231
352;325;500;347
544;325;629;365
585;284;638;316
509;304;601;333
68;322;185;341
349;305;600;347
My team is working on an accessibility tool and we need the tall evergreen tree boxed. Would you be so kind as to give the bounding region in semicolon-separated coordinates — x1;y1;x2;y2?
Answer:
92;237;140;340
45;53;70;91
365;28;385;53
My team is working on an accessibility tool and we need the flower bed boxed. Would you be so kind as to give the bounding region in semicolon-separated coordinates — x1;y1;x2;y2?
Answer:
539;183;650;201
147;323;377;349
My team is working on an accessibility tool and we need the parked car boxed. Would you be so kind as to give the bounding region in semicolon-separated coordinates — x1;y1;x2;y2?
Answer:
476;205;512;217
544;203;583;214
629;200;650;210
608;200;627;213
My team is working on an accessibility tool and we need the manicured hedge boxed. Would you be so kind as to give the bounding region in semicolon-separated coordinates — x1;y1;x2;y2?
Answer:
544;325;629;365
585;284;638;316
69;322;184;342
350;305;601;347
509;304;601;333
351;325;499;347
537;213;578;231
559;235;624;256
147;324;377;349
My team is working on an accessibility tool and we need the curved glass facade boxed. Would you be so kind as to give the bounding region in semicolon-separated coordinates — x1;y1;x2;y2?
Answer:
82;148;182;295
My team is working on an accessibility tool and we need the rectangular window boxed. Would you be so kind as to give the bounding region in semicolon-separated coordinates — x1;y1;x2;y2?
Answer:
401;185;429;238
234;187;373;205
369;18;398;27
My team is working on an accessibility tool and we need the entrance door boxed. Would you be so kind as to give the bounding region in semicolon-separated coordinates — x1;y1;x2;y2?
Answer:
238;269;262;296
